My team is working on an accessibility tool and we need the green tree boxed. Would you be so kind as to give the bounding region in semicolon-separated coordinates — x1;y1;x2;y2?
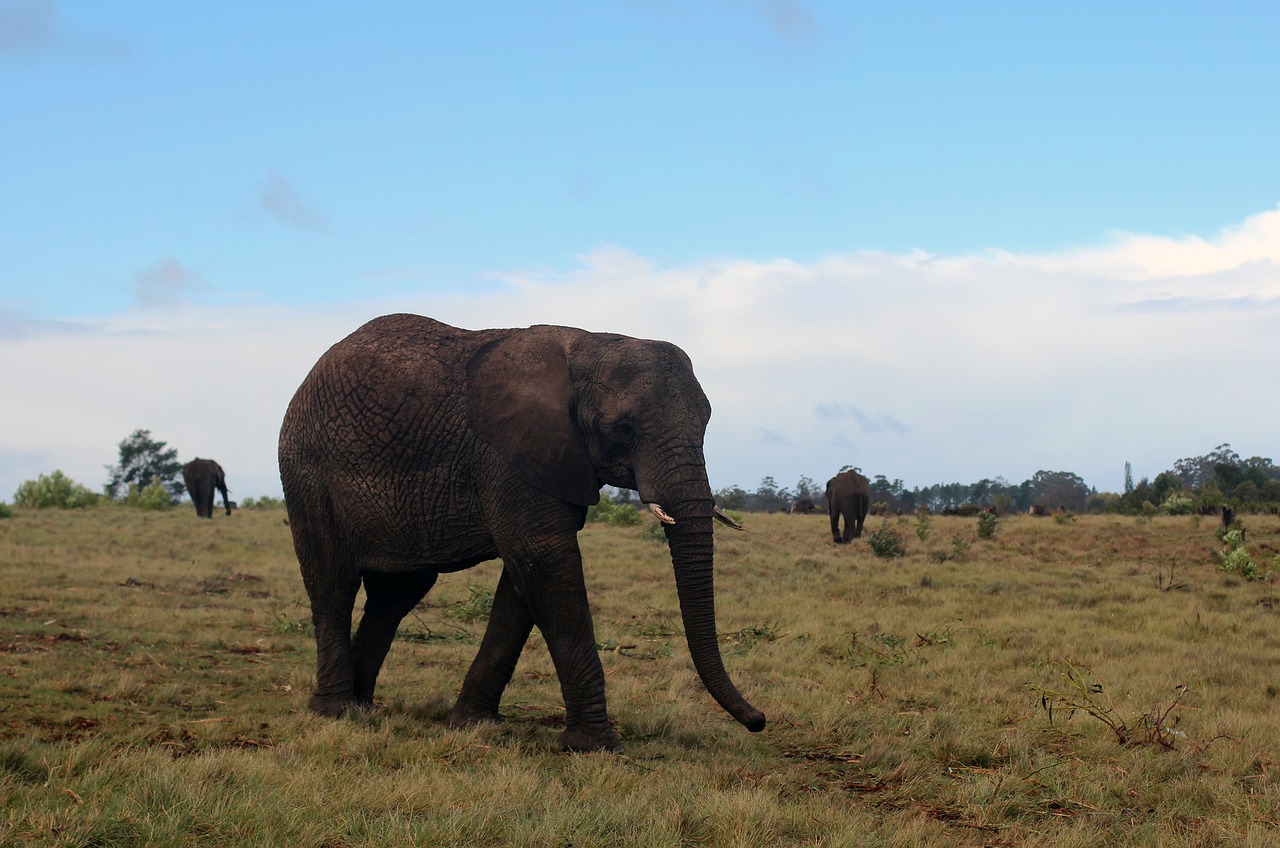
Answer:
1172;443;1240;490
1029;470;1091;513
104;429;184;502
713;484;748;511
793;475;820;501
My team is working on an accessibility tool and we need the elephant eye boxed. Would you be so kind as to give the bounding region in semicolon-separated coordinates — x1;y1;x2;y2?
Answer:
612;419;636;444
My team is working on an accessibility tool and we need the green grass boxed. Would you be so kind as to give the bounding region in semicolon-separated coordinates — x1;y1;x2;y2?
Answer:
4;507;1280;845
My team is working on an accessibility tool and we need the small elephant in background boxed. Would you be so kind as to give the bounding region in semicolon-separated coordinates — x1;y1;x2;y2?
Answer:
182;458;231;518
826;469;870;543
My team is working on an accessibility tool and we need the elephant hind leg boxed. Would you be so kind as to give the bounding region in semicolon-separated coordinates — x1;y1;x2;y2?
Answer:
852;495;870;538
309;603;359;716
838;507;855;544
448;568;533;727
351;568;439;704
300;549;362;716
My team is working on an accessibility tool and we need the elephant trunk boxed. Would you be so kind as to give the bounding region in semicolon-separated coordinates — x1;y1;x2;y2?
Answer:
658;486;765;733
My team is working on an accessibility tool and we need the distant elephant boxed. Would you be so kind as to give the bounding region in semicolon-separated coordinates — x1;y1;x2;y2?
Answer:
826;469;870;543
789;498;816;515
278;314;765;752
182;458;230;518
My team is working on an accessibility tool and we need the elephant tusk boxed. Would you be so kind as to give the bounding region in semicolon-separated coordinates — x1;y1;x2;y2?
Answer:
713;506;745;531
648;503;676;525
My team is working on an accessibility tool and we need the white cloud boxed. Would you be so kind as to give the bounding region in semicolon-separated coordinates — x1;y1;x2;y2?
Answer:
132;257;206;309
0;0;129;65
257;171;329;233
4;206;1279;503
0;0;56;54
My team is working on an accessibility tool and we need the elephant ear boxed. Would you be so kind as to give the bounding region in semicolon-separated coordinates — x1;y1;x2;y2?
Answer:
466;327;601;507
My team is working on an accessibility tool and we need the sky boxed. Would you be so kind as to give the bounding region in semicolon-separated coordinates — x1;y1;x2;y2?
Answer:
2;1;1279;504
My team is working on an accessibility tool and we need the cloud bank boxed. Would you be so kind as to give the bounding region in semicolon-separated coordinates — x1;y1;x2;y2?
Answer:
3;206;1278;502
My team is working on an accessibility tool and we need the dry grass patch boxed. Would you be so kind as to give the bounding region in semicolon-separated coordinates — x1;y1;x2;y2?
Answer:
4;508;1280;845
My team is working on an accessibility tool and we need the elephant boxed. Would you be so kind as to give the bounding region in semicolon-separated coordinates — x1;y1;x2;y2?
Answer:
277;313;765;752
788;498;816;515
825;469;870;543
182;458;231;518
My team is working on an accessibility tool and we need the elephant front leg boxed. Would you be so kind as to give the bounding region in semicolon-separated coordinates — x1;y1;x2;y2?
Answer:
525;562;621;753
544;629;620;753
448;568;533;727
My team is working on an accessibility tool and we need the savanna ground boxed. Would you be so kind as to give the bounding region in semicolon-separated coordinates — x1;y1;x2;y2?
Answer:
3;506;1280;847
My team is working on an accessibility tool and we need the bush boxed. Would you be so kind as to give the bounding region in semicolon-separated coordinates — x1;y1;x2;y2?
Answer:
976;510;999;540
586;494;641;526
125;479;174;511
1218;529;1267;581
12;470;101;509
1160;493;1196;516
866;519;905;558
444;584;494;623
914;504;932;542
0;502;10;519
640;521;669;544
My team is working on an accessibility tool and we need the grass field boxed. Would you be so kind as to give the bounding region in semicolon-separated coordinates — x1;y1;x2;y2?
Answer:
4;506;1280;846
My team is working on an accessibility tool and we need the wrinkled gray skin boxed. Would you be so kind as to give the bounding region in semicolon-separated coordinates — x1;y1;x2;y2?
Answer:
826;470;870;543
182;458;230;518
278;314;765;752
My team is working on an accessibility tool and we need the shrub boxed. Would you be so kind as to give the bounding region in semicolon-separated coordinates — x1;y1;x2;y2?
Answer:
1160;493;1196;516
866;519;905;558
1218;529;1267;581
640;521;669;544
0;502;10;519
950;534;970;558
914;504;932;542
444;584;495;623
586;494;641;526
125;479;174;511
976;510;999;540
12;470;101;509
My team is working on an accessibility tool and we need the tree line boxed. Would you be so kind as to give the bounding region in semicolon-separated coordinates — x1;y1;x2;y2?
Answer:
13;430;1278;521
690;444;1280;516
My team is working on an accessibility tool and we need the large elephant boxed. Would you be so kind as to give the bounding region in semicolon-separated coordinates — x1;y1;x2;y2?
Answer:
277;314;765;752
826;469;870;543
182;458;230;518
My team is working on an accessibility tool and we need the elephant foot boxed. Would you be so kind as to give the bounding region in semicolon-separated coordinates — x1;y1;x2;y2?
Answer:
445;703;502;728
559;725;623;754
308;693;364;717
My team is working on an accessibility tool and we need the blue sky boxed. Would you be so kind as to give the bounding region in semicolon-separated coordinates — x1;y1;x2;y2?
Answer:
3;1;1279;503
